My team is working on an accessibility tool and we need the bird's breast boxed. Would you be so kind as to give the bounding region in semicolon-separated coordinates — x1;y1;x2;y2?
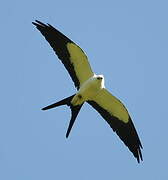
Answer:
79;78;102;100
71;77;102;106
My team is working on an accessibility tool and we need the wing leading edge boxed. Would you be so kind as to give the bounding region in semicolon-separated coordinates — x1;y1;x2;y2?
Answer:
32;20;94;89
87;88;143;162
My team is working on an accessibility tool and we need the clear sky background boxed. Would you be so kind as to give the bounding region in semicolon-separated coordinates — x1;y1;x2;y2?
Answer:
0;0;168;179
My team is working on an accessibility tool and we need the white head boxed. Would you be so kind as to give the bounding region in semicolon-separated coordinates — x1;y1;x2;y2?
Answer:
95;74;105;88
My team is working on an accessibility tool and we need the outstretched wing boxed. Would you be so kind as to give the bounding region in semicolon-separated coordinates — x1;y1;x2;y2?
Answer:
32;20;94;89
87;88;143;163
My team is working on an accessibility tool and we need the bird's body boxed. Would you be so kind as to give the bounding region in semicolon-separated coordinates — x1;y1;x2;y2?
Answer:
71;75;104;106
32;20;143;163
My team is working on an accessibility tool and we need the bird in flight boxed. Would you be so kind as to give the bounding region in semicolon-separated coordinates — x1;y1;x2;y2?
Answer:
32;20;143;163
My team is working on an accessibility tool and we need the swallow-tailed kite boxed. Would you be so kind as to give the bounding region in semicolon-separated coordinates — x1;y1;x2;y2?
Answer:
32;20;143;163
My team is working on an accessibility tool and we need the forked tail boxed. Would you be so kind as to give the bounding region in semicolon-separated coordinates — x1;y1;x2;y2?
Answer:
42;94;83;138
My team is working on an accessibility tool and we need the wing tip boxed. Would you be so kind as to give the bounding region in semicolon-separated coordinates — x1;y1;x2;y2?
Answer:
134;144;143;163
32;20;49;30
32;20;44;25
41;107;46;110
66;131;70;138
138;147;143;163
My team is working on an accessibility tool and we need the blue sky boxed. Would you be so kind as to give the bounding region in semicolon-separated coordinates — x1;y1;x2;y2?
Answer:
1;0;168;179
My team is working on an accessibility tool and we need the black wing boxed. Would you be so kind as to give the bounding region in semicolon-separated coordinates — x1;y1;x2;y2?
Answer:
32;20;93;89
87;89;143;163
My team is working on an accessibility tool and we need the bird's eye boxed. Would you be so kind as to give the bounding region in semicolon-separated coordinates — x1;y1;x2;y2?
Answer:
97;77;102;80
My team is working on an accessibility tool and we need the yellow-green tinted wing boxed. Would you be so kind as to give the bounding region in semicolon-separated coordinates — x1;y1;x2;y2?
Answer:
88;88;143;162
32;20;94;89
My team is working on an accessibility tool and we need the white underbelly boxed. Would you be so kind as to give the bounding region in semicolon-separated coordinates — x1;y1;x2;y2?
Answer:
80;85;100;100
71;77;102;106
